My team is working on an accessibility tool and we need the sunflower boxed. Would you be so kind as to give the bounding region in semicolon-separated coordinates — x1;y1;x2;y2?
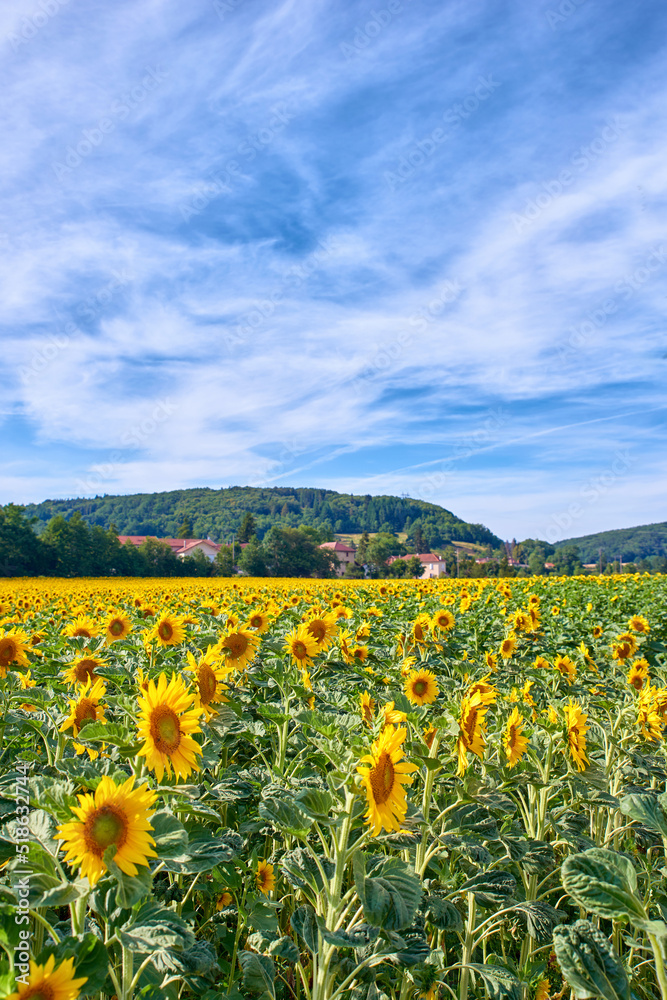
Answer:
150;613;186;647
0;630;31;675
431;609;455;632
410;615;431;645
456;691;490;776
6;955;88;1000
283;627;319;669
216;891;234;909
592;625;603;638
55;774;157;886
564;700;589;772
217;626;260;671
628;615;650;634
534;979;550;1000
105;610;132;644
246;609;272;633
466;676;497;705
380;701;407;727
627;658;649;692
423;724;437;749
62;653;104;686
533;655;549;670
350;643;369;663
503;707;528;768
137;673;204;782
611;632;638;662
59;678;107;737
484;651;498;672
636;685;664;741
360;691;375;725
404;668;439;706
305;613;338;649
256;860;276;895
499;634;517;660
554;655;576;683
186;647;230;719
357;725;418;836
510;610;532;632
63;616;99;639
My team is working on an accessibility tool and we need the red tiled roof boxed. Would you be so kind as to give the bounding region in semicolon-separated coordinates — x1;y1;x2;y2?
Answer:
320;541;356;553
118;536;220;553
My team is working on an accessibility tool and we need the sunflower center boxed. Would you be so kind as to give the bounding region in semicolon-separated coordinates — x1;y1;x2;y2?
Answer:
249;615;262;628
412;679;428;696
414;625;424;641
292;641;307;659
75;659;97;683
75;698;97;729
109;619;124;636
22;988;54;1000
150;706;181;753
72;627;93;637
0;639;18;667
198;664;217;704
226;634;248;657
369;751;395;805
309;622;326;640
84;804;128;857
158;622;174;641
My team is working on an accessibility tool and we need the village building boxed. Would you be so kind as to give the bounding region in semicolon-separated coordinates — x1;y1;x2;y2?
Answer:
388;552;448;578
319;540;357;577
117;536;221;561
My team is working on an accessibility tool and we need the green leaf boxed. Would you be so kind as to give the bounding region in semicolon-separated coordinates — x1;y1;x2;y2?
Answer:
510;901;566;942
104;847;153;908
561;848;646;923
467;964;522;1000
268;936;300;963
619;793;667;838
446;803;499;840
247;898;281;938
239;951;275;998
36;933;110;996
356;856;422;931
258;796;313;839
422;896;463;931
459;870;516;908
291;904;318;953
118;901;195;953
29;777;77;823
36;878;89;909
318;917;380;949
149;810;189;860
295;787;335;823
521;840;555;875
162;833;238;874
71;721;130;744
553;919;630;1000
281;847;334;893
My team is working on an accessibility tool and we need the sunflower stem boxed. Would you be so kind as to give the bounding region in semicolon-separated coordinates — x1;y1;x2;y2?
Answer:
121;944;134;1000
459;892;476;1000
416;733;441;876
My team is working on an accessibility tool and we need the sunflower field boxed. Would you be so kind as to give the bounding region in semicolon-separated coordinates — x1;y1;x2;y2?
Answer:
1;573;667;1000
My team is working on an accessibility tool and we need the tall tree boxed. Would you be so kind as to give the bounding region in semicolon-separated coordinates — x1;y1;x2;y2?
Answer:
237;512;257;543
177;516;193;539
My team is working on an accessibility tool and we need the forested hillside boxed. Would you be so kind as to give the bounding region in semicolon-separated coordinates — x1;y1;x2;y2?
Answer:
20;486;502;549
555;521;667;563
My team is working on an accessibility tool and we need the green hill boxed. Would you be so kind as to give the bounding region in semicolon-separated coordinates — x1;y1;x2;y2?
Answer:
20;486;502;550
554;521;667;563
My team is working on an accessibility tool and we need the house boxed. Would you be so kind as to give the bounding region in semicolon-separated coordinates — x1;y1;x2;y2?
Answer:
319;540;357;577
389;552;448;578
117;536;221;562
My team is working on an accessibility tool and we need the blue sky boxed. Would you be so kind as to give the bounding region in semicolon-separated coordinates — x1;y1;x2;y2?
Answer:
2;0;666;542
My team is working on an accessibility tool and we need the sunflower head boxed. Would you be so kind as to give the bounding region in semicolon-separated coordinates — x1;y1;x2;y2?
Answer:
6;955;88;1000
404;668;439;706
56;774;157;886
357;725;418;836
59;678;107;737
137;673;204;782
256;860;276;895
